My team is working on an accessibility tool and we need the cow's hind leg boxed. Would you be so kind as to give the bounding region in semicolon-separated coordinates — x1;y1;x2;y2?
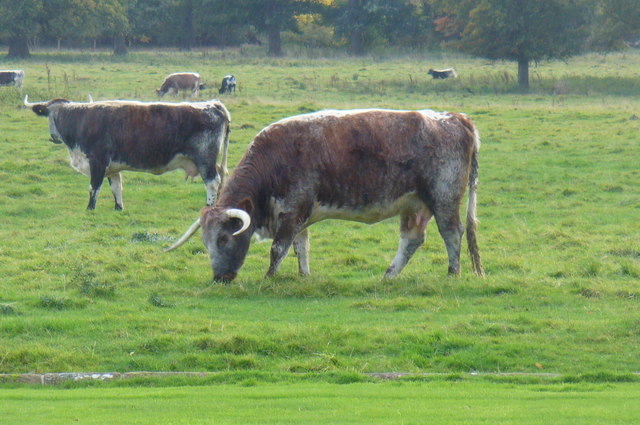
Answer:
433;204;465;275
193;154;221;206
293;228;311;276
87;162;107;210
108;173;124;210
384;209;431;278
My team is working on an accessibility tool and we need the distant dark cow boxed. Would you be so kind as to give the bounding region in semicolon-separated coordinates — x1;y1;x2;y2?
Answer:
157;72;204;97
166;109;484;282
25;96;231;210
428;68;457;79
0;70;24;88
218;75;236;95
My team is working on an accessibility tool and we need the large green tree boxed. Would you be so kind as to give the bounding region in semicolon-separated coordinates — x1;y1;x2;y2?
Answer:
590;0;640;50
0;0;44;57
214;0;328;56
44;0;102;49
95;0;130;55
330;0;434;55
0;0;130;56
433;0;589;90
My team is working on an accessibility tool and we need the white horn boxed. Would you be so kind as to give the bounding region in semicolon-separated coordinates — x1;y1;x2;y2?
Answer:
164;218;201;252
23;94;36;107
88;94;94;103
226;209;251;236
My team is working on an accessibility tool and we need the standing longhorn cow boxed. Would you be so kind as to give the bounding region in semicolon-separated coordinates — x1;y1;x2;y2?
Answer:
0;70;25;88
166;109;484;282
25;96;231;210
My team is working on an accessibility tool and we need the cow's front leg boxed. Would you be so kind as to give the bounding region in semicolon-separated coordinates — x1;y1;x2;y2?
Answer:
266;214;303;278
108;173;124;210
292;228;311;276
87;161;107;210
384;209;431;278
267;236;295;278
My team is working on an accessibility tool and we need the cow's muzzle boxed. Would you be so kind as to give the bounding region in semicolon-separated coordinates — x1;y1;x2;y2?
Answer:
214;272;237;283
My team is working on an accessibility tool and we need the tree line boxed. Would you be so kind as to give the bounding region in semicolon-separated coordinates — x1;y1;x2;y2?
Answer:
1;0;638;88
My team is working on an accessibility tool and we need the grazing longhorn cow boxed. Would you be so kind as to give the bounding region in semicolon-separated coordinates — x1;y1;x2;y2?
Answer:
218;75;236;95
25;96;231;210
0;70;25;88
428;68;457;79
157;72;205;97
166;109;484;282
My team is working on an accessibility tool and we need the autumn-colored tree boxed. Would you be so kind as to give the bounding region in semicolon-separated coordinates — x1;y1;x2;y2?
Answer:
433;0;589;90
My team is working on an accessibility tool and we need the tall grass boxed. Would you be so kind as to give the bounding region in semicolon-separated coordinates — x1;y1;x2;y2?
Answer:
0;50;638;379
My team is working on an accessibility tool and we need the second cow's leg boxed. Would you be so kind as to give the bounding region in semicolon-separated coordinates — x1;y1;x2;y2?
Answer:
108;172;124;210
87;162;107;210
293;228;311;276
384;210;431;278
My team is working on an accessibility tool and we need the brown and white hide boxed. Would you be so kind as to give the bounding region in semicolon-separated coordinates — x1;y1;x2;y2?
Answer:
25;96;231;210
156;72;203;97
0;70;24;88
167;109;484;282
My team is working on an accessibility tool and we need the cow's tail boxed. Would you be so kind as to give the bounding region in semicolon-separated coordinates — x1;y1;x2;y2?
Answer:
164;218;201;252
214;102;232;197
466;126;485;277
219;121;230;194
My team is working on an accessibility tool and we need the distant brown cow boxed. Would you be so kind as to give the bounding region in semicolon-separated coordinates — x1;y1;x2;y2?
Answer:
166;109;484;282
157;72;205;97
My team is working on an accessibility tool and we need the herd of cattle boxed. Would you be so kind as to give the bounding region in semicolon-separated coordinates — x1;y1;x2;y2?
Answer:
3;66;482;283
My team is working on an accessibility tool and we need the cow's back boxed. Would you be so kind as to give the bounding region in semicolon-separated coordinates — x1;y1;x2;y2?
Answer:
54;103;216;167
248;109;476;208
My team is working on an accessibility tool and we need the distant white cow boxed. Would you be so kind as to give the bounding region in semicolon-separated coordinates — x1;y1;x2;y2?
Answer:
428;68;457;80
0;70;24;88
156;72;205;97
218;75;236;95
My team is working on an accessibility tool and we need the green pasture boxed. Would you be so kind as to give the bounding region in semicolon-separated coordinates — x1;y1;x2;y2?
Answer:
0;48;639;422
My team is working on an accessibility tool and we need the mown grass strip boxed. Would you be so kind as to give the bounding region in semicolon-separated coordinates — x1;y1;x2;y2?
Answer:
2;381;640;425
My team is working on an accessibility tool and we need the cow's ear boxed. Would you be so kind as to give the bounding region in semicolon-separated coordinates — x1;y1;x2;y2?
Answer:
237;197;253;215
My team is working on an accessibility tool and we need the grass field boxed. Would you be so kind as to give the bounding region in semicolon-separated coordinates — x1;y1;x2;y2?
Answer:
0;47;639;423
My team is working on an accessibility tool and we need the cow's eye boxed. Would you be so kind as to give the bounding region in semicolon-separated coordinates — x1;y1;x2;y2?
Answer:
217;234;229;248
